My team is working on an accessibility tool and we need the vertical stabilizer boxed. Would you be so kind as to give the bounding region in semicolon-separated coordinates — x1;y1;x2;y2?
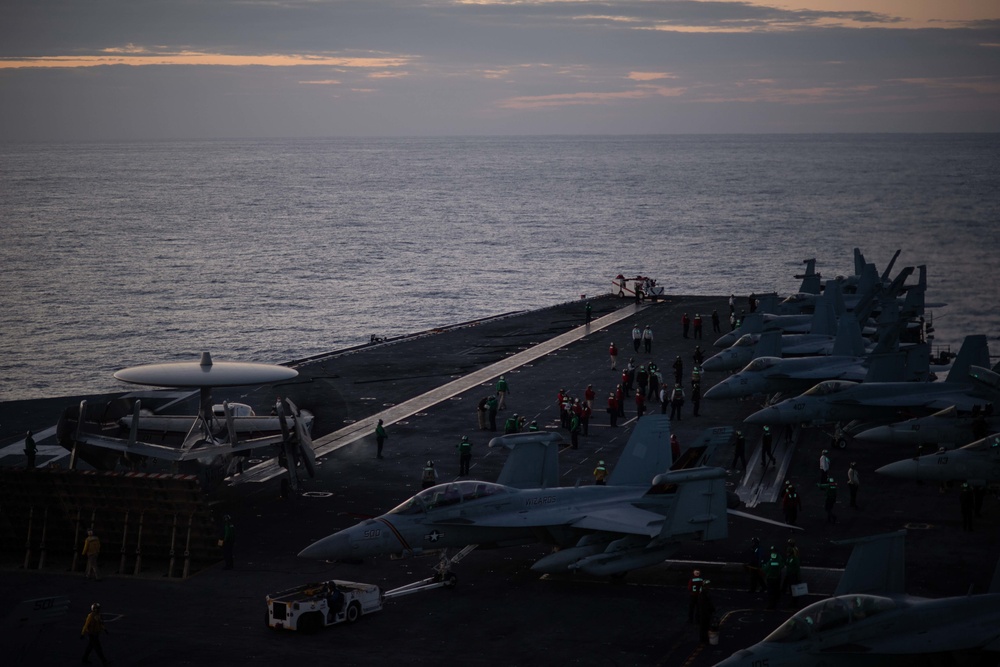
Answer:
650;467;730;542
808;293;837;336
797;258;822;295
490;432;564;489
754;330;782;359
833;530;907;595
831;314;866;357
607;415;673;486
946;335;991;383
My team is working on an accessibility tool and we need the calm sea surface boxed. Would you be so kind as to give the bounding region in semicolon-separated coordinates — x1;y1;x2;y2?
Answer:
2;135;998;401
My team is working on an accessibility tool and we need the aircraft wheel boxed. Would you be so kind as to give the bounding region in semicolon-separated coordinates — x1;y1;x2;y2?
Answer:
443;572;458;589
346;602;361;623
836;437;848;450
618;290;625;299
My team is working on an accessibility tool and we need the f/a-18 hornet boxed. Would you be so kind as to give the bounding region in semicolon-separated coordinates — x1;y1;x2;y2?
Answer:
717;530;1000;667
299;417;785;577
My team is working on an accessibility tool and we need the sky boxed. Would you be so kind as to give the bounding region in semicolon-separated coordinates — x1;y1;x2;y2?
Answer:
1;0;998;140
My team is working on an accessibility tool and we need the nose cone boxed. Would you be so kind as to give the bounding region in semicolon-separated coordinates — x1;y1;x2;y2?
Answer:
702;353;727;372
298;530;353;561
745;406;785;425
876;458;921;480
714;332;738;348
705;378;741;400
855;425;895;443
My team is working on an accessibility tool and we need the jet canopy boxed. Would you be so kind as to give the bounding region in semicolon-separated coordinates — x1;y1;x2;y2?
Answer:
388;481;509;515
733;334;757;348
802;380;860;397
743;357;781;373
763;594;897;643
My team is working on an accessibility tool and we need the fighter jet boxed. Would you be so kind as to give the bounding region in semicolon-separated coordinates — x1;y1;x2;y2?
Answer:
704;316;912;401
716;530;1000;667
703;300;865;373
876;432;1000;485
298;419;785;577
744;335;995;426
855;405;1000;446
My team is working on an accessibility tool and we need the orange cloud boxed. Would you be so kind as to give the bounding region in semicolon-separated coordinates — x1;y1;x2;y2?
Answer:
0;47;411;70
500;84;685;109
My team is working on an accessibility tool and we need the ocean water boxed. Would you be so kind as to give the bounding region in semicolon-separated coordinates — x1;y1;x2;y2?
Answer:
2;135;998;402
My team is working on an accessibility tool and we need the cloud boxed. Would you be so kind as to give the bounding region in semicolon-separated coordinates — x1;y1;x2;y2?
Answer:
0;46;412;70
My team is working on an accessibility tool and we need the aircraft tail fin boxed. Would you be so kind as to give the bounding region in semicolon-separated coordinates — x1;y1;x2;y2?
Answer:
739;312;764;334
946;335;991;383
855;263;880;302
870;301;903;355
797;258;821;295
670;427;733;470
902;343;932;381
864;352;906;382
833;530;907;595
648;467;729;542
880;249;902;283
490;432;563;489
831;314;866;357
853;248;866;277
754;330;782;359
607;415;673;486
901;265;927;318
808;292;837;336
755;292;780;314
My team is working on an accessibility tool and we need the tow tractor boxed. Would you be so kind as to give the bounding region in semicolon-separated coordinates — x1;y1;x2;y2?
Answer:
265;545;477;632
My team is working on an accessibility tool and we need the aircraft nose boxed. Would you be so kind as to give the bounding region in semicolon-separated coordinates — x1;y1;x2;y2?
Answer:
702;355;725;372
855;425;893;442
744;406;780;424
714;332;737;348
298;530;353;560
704;380;736;400
875;459;919;479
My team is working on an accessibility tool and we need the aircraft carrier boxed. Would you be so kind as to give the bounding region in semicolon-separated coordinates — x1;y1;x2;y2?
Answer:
1;293;997;666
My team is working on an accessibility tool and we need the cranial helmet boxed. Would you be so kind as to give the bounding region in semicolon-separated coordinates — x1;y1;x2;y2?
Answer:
599;460;605;465
91;603;101;611
426;460;433;467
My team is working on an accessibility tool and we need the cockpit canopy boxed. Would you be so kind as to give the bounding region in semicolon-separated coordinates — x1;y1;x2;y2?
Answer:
802;380;859;397
734;334;757;348
388;481;508;515
743;357;781;373
763;595;897;643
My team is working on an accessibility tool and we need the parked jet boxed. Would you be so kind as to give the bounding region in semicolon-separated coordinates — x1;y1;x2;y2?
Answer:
57;352;316;490
716;530;1000;667
298;419;787;577
876;432;1000;485
704;315;913;400
703;296;865;373
856;405;1000;446
744;336;995;426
